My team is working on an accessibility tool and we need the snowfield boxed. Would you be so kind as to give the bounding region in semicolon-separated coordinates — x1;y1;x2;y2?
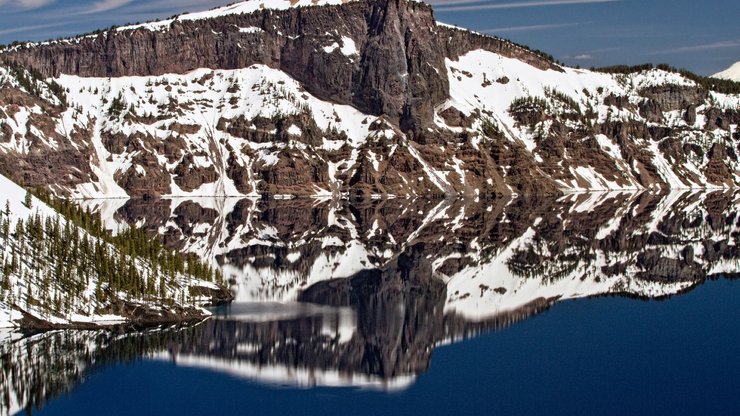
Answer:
117;0;361;32
443;49;738;191
6;59;735;198
713;61;740;82
49;64;382;198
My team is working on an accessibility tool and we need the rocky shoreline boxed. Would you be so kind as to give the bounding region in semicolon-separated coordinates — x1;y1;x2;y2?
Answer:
8;285;234;331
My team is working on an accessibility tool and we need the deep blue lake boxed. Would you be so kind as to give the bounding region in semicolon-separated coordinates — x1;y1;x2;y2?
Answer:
4;192;740;415
22;278;740;416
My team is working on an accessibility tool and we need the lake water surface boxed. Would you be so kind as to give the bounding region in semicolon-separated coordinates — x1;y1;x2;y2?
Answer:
3;192;740;415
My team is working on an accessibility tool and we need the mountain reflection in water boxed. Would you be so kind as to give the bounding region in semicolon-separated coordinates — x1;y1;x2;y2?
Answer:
3;191;740;415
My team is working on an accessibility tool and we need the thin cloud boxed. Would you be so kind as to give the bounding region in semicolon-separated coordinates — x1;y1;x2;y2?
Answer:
116;0;225;16
80;0;134;14
428;0;491;5
0;0;54;11
436;0;619;12
582;46;623;54
95;0;230;25
561;46;621;60
0;21;70;36
651;40;740;55
480;22;583;33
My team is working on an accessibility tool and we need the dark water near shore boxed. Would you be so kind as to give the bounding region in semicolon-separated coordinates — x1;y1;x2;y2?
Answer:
4;192;740;415
12;279;740;416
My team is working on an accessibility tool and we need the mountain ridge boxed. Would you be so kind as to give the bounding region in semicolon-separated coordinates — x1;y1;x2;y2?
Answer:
0;0;738;199
714;61;740;82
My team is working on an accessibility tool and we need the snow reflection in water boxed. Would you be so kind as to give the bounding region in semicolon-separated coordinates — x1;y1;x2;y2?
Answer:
4;191;740;414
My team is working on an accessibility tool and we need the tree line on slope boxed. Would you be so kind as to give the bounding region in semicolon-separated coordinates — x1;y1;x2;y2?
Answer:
592;63;740;95
33;189;223;285
0;59;68;106
0;190;224;321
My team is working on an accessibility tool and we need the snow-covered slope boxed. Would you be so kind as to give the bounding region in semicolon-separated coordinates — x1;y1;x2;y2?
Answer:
54;65;386;198
2;57;738;199
713;61;740;81
117;0;359;32
443;50;740;191
0;173;223;329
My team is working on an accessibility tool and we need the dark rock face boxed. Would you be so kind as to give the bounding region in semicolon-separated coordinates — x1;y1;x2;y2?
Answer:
704;107;733;131
439;107;470;127
0;86;98;190
173;154;219;192
604;93;632;109
436;25;559;72
639;99;663;123
684;105;697;125
639;85;706;112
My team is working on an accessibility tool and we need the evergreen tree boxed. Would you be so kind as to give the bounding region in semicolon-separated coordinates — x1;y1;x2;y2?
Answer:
0;187;226;322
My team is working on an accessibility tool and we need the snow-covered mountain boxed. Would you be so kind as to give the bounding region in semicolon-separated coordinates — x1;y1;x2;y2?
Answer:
115;0;360;32
0;173;227;329
714;61;740;82
0;0;738;198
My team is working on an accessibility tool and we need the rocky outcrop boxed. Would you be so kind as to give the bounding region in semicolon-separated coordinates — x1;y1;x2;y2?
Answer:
639;85;706;112
0;85;98;189
435;24;559;72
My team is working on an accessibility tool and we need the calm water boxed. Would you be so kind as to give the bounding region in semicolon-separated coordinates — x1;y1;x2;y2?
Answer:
3;192;740;415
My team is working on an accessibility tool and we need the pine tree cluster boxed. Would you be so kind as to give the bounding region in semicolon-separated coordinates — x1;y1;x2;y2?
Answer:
0;192;224;321
1;60;68;105
34;190;222;284
592;63;740;95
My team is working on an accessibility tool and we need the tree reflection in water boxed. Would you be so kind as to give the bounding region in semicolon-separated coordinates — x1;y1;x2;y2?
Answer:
4;191;740;414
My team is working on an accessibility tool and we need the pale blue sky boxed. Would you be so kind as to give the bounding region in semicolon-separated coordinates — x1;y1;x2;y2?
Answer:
0;0;738;75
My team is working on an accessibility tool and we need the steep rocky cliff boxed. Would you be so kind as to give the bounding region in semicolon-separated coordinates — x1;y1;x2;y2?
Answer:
0;0;739;198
